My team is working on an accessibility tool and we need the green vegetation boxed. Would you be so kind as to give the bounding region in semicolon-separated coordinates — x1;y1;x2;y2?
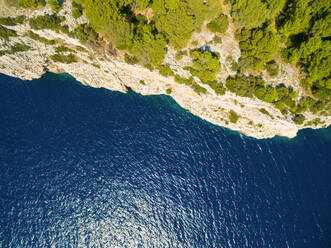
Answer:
186;49;221;83
139;80;146;85
29;15;62;30
48;0;62;12
212;36;222;45
229;110;239;123
175;50;188;61
29;15;76;37
129;22;167;65
166;88;172;94
11;42;30;52
19;0;45;8
305;118;325;126
76;46;87;52
265;60;279;77
259;108;274;119
236;26;280;71
157;64;174;77
84;0;134;49
225;74;265;98
226;56;239;71
0;42;30;56
227;0;330;115
205;80;226;96
91;63;101;68
0;16;25;26
207;14;229;34
231;0;285;29
72;1;83;19
293;114;305;125
81;0;223;65
174;75;207;95
51;53;77;63
27;31;55;45
0;25;17;40
224;72;328;122
55;45;75;53
73;24;98;43
124;54;138;65
1;0;328;126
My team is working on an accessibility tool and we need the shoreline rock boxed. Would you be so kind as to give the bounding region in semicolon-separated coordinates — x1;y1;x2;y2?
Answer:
0;6;330;139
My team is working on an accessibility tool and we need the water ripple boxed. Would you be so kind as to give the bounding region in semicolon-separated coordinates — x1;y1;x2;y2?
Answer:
0;73;331;248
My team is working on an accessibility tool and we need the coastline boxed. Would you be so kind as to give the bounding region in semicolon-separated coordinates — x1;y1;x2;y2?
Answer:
3;70;331;140
0;3;330;139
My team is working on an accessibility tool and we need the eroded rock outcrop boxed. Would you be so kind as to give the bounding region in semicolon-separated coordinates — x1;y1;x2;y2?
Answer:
0;3;330;139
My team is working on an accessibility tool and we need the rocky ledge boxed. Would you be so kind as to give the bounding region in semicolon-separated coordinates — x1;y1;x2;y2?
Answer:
0;2;330;139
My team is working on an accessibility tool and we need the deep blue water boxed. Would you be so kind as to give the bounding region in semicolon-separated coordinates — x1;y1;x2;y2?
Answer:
0;73;331;248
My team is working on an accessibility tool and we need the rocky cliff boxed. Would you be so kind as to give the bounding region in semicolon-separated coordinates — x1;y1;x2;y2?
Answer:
0;2;330;139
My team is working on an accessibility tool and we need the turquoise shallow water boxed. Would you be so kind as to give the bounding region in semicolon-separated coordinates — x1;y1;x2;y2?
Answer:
0;72;331;247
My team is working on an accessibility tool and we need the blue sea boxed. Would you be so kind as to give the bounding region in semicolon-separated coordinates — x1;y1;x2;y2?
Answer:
0;73;330;248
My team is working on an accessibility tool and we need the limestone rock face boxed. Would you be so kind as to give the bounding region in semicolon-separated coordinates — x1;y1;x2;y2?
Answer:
0;5;330;139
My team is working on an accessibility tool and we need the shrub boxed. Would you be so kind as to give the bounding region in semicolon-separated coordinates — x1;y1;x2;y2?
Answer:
19;0;45;8
231;0;269;29
188;49;221;83
265;60;279;77
75;46;87;52
205;80;226;96
55;45;75;53
174;74;185;84
143;64;153;71
129;23;167;65
207;22;222;33
237;27;280;72
157;64;174;77
173;75;207;95
293;114;305;125
259;108;274;119
305;118;325;127
225;74;265;98
48;0;62;12
206;14;229;34
0;43;30;56
124;54;138;65
91;63;100;68
0;16;25;26
15;16;26;24
229;110;239;123
73;24;98;43
51;53;77;63
84;0;134;48
29;15;62;30
191;81;207;95
72;1;83;19
27;31;55;45
212;36;222;44
0;25;17;40
175;50;187;61
166;88;172;94
10;43;30;52
263;88;278;103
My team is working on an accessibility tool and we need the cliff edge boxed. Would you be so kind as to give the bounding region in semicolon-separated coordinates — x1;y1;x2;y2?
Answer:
0;1;330;139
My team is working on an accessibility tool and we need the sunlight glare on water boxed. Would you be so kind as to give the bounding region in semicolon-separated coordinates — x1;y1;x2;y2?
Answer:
0;73;330;248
